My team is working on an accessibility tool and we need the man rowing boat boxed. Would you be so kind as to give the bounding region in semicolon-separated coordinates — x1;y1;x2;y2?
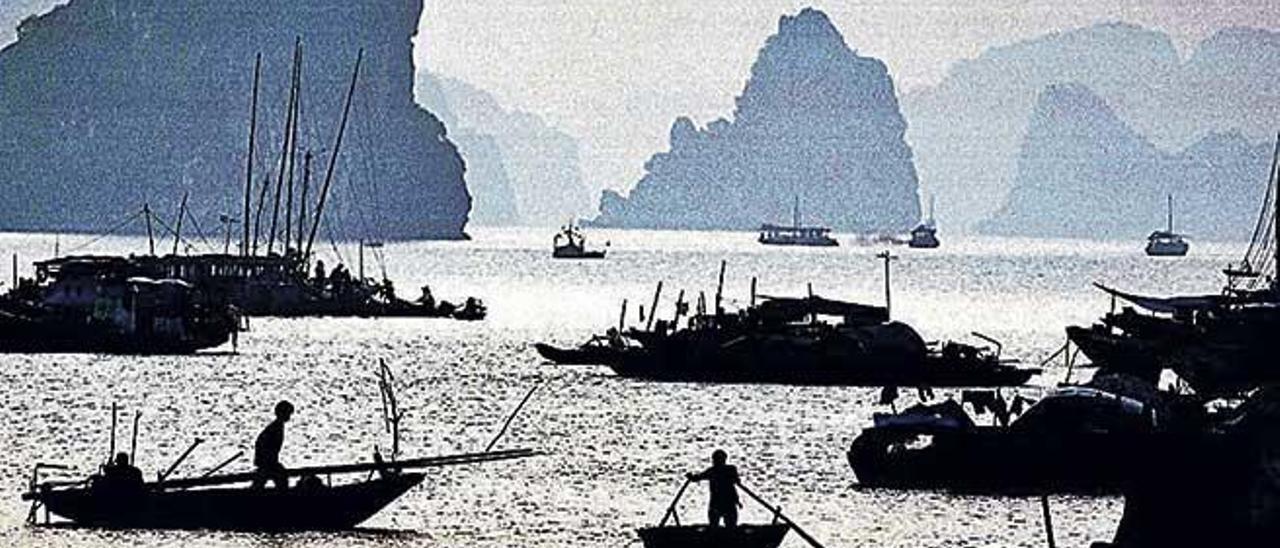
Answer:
686;449;742;528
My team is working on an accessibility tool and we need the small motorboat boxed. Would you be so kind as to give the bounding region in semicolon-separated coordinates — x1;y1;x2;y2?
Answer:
907;195;940;249
758;196;838;247
553;223;608;259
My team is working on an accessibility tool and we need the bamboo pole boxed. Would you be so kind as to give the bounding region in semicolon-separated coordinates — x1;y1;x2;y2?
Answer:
484;383;542;452
304;49;363;260
658;478;692;527
646;281;664;332
714;260;726;314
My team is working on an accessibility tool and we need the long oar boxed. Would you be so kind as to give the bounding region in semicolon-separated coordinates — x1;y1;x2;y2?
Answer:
736;481;827;548
658;478;693;527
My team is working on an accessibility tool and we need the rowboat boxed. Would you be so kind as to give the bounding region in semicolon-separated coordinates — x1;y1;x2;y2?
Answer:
638;524;791;548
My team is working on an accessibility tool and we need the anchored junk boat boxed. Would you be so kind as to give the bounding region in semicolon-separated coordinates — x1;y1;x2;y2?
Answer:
576;265;1039;386
1144;194;1189;257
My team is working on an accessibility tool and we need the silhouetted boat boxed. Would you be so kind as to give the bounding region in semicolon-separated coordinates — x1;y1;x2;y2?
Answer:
552;223;608;259
848;386;1160;493
0;257;241;354
907;195;940;249
638;525;791;548
609;295;1038;386
27;473;423;531
1144;194;1188;256
758;197;838;247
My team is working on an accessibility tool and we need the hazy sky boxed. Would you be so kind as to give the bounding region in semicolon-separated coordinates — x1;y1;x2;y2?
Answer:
6;1;1279;198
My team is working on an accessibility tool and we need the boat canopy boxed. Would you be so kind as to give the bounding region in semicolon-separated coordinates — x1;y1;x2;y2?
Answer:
1093;283;1224;314
756;295;888;325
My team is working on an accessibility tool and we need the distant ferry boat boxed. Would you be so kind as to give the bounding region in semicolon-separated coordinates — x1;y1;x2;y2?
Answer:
1145;194;1188;257
758;197;838;247
908;196;940;249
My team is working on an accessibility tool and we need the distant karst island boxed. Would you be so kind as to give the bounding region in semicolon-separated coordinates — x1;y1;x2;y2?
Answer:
590;7;922;233
905;22;1280;236
0;0;472;240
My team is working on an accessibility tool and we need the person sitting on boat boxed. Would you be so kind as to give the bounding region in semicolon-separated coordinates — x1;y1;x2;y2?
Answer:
313;259;326;286
417;285;435;310
685;449;742;528
98;451;145;495
252;400;294;490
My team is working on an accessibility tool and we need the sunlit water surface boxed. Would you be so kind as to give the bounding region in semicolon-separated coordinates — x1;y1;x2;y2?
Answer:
0;227;1246;547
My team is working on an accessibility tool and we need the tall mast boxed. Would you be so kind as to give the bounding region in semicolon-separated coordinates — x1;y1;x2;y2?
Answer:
298;151;311;253
269;38;303;256
242;54;262;257
284;39;303;254
793;195;800;228
1273;133;1279;289
304;49;363;261
252;173;271;255
172;191;188;256
1167;194;1174;233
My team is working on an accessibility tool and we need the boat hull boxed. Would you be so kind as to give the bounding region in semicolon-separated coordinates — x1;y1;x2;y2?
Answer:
534;343;627;365
637;524;789;548
552;249;607;259
848;427;1142;493
35;473;423;531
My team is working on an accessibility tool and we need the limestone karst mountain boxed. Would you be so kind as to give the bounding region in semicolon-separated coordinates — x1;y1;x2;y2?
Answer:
980;83;1272;240
591;7;921;232
0;0;471;240
417;72;591;226
904;23;1280;233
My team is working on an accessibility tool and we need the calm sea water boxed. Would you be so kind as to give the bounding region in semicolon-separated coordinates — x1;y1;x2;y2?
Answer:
0;227;1245;547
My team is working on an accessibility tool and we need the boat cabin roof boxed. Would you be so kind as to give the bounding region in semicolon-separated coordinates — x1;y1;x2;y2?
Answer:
759;223;832;236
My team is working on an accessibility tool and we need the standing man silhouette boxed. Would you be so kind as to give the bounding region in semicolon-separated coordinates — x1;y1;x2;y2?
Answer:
686;449;742;527
252;400;293;490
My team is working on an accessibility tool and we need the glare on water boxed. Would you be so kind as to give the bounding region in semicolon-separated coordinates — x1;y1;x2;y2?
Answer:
0;227;1243;547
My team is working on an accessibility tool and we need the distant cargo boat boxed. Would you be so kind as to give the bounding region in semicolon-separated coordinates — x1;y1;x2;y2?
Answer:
1145;194;1188;256
758;197;838;247
552;223;607;259
908;195;940;249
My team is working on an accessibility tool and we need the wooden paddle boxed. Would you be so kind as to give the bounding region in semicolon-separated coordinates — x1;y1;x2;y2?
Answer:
737;481;828;548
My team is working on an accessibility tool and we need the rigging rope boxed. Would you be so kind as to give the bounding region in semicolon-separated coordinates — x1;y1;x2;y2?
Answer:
62;209;147;255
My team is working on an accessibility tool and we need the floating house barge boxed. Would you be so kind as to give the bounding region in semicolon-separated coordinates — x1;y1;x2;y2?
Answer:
26;253;483;320
0;256;240;354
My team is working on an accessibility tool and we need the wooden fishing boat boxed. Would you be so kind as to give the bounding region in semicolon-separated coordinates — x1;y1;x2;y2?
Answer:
23;449;537;531
552;224;608;259
637;524;790;548
27;472;423;531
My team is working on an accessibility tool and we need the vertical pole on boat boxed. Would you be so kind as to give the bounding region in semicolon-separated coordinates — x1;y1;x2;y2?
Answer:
143;203;156;256
358;239;365;281
298;151;311;256
714;260;726;315
304;49;363;262
672;289;686;325
807;282;815;323
107;402;118;465
269;38;302;257
1166;194;1174;234
243;53;262;257
618;299;628;331
172;191;188;256
877;250;896;319
129;411;141;463
284;39;303;255
646;281;663;332
11;253;16;288
750;277;757;307
1041;494;1057;548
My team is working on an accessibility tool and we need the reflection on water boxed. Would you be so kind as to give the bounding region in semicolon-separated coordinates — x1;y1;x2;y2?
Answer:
0;228;1240;546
